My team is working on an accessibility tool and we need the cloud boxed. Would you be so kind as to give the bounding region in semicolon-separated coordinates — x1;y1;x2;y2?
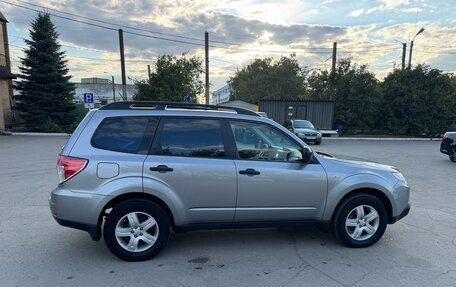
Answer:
3;0;454;90
363;0;426;15
401;7;425;13
348;9;365;17
380;0;411;9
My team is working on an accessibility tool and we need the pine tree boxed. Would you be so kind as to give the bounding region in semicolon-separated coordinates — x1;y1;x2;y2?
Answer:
14;13;76;132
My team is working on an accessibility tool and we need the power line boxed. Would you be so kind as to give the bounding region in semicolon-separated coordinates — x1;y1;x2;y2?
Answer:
13;0;207;43
9;0;339;50
2;0;215;49
1;0;118;30
9;43;120;61
5;0;454;72
414;50;456;55
2;0;410;55
9;33;111;53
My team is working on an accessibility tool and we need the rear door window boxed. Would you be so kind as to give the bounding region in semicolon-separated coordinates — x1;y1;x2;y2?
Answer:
91;116;158;154
153;118;225;158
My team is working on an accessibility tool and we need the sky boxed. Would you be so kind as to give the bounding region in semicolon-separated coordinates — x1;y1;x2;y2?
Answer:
2;0;455;96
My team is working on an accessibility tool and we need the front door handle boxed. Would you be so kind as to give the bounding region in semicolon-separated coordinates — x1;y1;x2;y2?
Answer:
239;168;260;175
150;165;173;172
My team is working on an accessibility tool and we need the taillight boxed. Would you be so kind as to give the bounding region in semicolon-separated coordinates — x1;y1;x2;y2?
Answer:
57;155;88;183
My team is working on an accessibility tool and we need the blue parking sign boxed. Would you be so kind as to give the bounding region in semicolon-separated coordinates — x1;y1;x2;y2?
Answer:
182;92;191;102
83;93;94;103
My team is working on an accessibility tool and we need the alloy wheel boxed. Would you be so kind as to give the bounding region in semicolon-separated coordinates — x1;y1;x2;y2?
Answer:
115;212;159;253
345;205;380;241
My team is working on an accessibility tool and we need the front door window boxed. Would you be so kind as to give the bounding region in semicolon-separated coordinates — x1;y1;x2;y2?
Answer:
230;121;303;162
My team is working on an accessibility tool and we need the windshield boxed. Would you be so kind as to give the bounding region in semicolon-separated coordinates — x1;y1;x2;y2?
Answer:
293;120;314;129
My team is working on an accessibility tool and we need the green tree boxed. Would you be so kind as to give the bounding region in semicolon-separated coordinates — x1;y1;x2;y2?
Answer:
307;59;381;131
381;65;456;135
133;54;203;102
14;13;76;132
228;54;307;103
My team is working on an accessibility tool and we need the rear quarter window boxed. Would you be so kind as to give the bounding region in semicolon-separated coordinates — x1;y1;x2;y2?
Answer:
91;116;158;154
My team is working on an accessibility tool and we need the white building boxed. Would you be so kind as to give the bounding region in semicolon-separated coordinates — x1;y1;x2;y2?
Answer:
211;84;231;105
74;77;136;104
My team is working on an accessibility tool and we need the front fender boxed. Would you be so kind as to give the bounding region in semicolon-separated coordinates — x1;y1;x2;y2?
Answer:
322;173;395;221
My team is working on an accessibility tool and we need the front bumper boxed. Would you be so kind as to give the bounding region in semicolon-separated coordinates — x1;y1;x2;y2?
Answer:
390;203;410;224
440;145;449;155
298;135;322;142
440;141;455;155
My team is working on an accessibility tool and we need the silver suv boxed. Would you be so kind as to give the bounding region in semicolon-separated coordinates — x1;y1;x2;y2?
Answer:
49;101;410;261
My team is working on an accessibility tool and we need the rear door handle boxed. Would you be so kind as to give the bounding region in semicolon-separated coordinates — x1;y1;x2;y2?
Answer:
150;165;173;172
239;168;260;175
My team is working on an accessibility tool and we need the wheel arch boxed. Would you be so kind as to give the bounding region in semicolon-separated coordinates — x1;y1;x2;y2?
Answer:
97;193;176;237
330;188;393;225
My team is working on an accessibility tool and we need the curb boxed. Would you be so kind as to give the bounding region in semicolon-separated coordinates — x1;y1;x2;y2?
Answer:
10;132;71;136
324;137;441;141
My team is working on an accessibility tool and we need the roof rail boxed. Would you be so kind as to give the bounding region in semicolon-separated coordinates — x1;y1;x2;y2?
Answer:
99;101;260;116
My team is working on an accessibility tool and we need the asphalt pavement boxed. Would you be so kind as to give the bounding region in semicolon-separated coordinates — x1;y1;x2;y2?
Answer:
0;136;455;287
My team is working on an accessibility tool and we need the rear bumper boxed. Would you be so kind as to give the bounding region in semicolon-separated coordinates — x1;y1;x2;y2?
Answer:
52;217;100;241
49;186;110;241
390;204;410;224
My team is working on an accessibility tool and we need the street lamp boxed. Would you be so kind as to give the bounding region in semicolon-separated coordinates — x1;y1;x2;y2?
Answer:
103;72;116;102
408;27;425;69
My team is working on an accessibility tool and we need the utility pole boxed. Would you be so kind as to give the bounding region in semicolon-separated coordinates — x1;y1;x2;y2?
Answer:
331;42;337;73
205;31;209;105
111;75;116;102
118;29;127;100
408;27;425;70
402;43;407;70
147;64;151;82
408;40;414;70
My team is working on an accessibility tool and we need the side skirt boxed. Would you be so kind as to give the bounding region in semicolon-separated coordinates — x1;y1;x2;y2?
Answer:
174;220;331;233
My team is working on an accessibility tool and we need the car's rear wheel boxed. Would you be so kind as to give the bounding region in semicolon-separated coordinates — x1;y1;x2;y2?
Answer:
331;194;387;248
449;147;456;162
103;200;170;261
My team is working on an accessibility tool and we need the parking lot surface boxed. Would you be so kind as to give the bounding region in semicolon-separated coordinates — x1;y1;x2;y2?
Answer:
0;136;455;287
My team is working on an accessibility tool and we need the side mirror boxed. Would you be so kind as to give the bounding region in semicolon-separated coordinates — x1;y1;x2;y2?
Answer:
301;146;313;163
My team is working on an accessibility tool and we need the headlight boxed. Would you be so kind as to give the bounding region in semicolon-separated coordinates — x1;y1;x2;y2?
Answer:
392;172;408;186
298;133;305;137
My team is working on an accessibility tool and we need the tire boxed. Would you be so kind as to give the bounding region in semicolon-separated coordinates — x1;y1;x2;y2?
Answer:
331;194;387;248
103;200;171;261
315;140;322;145
449;147;456;162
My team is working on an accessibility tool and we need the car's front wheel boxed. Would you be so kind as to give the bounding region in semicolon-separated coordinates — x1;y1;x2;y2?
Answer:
331;194;387;248
449;147;456;162
103;200;171;261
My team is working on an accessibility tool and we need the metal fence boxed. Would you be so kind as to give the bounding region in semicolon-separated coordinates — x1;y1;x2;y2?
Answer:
259;100;335;129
